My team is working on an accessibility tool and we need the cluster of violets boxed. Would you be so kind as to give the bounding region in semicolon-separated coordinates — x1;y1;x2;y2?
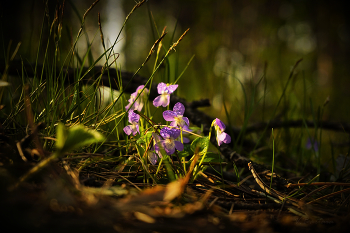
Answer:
123;82;231;164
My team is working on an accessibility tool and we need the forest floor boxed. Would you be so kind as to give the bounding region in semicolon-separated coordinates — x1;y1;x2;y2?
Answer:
1;130;349;233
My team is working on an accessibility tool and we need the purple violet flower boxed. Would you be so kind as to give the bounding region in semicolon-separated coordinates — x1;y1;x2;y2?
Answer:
160;127;184;155
306;137;319;151
148;151;158;165
125;85;149;112
152;133;163;158
123;111;140;136
163;102;190;129
153;82;178;107
213;118;231;146
147;133;164;165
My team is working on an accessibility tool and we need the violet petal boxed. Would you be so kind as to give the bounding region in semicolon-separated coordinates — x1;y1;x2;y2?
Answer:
163;110;176;121
163;140;175;155
160;127;171;139
157;82;167;94
153;96;162;107
166;84;178;94
217;132;231;146
173;102;185;115
170;128;180;139
183;117;190;127
175;141;184;151
128;111;140;123
215;118;226;131
182;137;190;143
123;125;132;135
148;151;158;165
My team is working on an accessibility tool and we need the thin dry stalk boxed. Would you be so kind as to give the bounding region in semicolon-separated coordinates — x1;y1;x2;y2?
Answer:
307;187;350;205
287;182;350;187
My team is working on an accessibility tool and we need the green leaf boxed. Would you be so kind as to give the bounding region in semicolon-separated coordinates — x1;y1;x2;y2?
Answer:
190;136;209;155
136;137;145;145
202;152;222;163
136;131;153;145
56;122;68;150
145;131;153;141
135;143;145;158
56;123;105;153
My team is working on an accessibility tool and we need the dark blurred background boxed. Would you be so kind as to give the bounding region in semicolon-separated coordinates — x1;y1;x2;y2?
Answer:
1;0;349;123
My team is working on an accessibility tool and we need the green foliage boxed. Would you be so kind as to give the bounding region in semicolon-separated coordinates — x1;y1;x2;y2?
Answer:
55;122;105;154
201;152;222;163
190;136;209;155
2;0;349;194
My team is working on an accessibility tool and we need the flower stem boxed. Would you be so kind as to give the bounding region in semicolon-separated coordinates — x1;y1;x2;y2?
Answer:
193;121;214;180
180;128;186;173
156;157;163;175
